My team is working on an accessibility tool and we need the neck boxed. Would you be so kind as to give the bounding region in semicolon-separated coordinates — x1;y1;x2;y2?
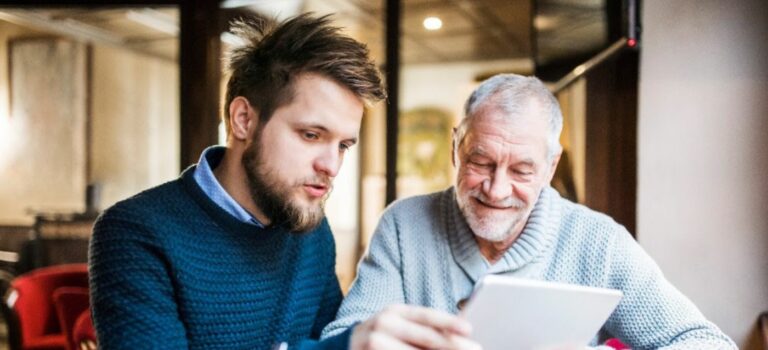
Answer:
213;148;272;225
474;216;528;264
474;233;519;264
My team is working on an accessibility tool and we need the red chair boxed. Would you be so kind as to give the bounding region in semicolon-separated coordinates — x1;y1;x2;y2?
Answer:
605;337;630;349
52;287;90;350
72;311;96;350
3;264;88;350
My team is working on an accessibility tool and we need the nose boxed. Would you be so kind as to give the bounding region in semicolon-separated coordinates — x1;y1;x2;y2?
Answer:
313;146;342;178
482;169;512;201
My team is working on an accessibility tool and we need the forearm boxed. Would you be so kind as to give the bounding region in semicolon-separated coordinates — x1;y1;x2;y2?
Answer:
320;268;405;338
321;216;406;339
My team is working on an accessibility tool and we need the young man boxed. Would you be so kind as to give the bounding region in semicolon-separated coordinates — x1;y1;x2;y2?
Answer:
90;14;477;350
323;74;736;349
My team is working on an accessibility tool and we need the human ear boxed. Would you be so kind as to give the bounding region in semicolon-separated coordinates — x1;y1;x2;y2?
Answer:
451;127;458;168
228;97;257;141
546;151;562;183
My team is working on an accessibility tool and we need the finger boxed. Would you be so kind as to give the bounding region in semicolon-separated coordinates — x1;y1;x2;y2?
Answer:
445;333;482;350
367;331;421;350
376;314;456;349
395;305;473;336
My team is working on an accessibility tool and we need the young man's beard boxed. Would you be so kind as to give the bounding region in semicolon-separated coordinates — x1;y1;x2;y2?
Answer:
241;139;328;233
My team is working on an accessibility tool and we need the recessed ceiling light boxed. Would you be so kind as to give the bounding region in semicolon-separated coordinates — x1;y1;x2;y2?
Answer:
533;15;556;31
423;16;442;31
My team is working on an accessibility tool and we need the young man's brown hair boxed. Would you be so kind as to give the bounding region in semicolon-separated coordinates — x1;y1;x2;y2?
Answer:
223;13;385;136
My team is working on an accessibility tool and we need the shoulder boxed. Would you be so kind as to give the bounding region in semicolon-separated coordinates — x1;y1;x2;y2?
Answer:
557;195;629;238
92;179;184;239
545;191;635;259
376;189;449;236
106;179;182;214
89;180;189;280
369;189;452;249
544;190;641;285
380;189;447;221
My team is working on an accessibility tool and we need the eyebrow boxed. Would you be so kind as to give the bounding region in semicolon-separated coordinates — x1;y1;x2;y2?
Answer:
515;159;536;168
466;146;488;157
466;148;536;167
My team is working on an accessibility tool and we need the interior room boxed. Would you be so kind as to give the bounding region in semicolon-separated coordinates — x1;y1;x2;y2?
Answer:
0;0;766;349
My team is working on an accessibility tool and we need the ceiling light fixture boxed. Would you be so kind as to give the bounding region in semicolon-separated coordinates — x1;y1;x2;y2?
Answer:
423;16;442;31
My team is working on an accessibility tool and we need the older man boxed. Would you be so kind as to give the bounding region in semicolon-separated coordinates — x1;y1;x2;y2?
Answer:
322;74;736;349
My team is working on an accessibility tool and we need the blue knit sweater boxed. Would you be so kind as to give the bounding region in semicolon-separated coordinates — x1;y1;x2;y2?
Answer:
89;167;352;349
323;187;736;349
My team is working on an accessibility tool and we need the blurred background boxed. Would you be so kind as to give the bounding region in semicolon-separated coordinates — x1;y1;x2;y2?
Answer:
0;0;766;348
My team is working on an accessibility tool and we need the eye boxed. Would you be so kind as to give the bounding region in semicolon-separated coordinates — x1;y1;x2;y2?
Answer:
513;169;534;177
302;131;319;140
469;159;492;168
466;159;494;175
339;142;352;152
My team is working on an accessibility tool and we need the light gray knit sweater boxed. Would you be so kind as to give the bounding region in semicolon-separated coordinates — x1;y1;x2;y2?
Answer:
322;187;736;349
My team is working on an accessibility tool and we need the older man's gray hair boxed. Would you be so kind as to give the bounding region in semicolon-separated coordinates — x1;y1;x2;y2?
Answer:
455;74;564;160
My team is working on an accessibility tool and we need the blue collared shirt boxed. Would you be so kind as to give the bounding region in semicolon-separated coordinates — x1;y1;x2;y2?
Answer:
192;146;264;227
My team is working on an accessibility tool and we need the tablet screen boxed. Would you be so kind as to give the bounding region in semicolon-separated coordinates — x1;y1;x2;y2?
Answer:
460;275;622;350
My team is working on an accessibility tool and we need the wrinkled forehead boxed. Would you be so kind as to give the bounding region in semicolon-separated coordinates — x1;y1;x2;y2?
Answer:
479;94;545;119
461;100;549;139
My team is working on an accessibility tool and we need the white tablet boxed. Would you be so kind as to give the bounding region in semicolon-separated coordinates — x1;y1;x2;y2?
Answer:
460;275;622;350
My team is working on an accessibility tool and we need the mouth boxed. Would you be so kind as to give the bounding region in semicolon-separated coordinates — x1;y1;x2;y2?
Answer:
303;183;329;198
473;197;514;210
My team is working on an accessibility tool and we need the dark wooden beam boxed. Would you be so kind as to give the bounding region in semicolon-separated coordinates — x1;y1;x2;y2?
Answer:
761;312;768;350
582;0;639;234
584;50;638;234
384;0;401;205
179;0;221;169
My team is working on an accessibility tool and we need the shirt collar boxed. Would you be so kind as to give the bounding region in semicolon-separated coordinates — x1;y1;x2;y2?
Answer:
192;145;264;227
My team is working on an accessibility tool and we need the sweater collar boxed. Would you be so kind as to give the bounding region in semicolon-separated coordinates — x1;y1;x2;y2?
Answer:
444;186;562;283
192;145;265;227
180;165;284;237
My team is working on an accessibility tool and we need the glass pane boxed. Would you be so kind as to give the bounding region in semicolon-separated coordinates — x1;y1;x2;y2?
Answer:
398;0;536;199
0;6;180;225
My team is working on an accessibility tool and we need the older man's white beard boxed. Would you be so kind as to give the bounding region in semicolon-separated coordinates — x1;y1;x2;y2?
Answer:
457;189;527;243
